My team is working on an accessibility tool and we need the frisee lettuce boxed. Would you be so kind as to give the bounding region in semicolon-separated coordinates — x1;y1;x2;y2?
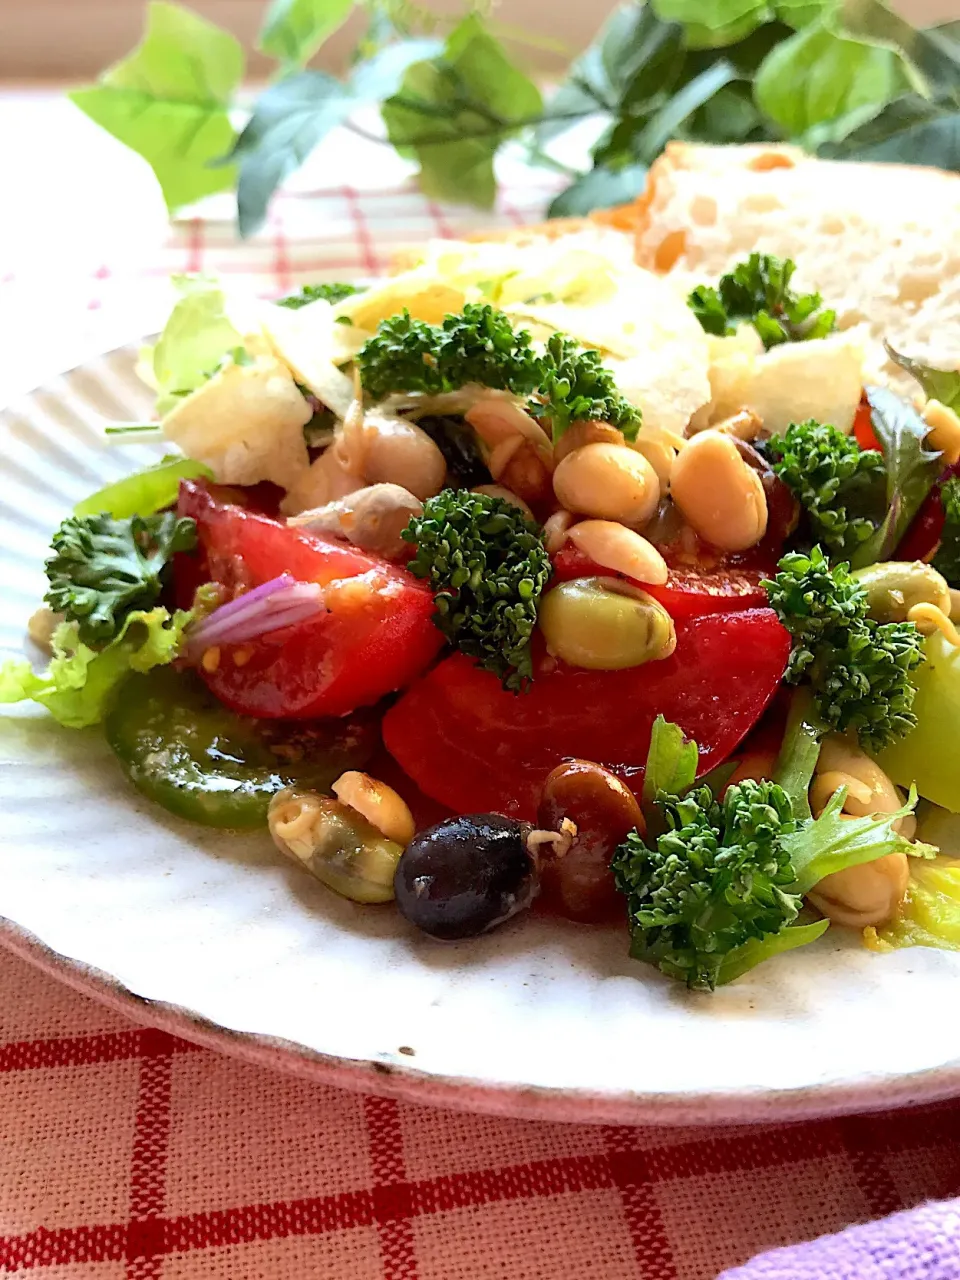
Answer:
0;608;193;730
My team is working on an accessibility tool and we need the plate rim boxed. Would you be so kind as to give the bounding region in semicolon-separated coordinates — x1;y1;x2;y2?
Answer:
4;339;960;1127
5;911;960;1125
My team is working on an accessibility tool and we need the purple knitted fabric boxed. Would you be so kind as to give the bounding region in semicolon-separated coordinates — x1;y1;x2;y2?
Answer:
718;1200;960;1280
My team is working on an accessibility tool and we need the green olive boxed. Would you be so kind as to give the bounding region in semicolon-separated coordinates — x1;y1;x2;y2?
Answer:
852;561;951;623
538;576;676;671
268;791;403;904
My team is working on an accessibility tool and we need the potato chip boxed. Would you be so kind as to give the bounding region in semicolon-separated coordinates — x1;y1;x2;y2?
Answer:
263;302;355;419
162;354;311;489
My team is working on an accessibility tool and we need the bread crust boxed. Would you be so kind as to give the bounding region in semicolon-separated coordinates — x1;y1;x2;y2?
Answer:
390;205;637;274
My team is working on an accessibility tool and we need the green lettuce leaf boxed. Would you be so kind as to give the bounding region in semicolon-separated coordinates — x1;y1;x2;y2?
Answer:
784;785;933;895
259;0;354;67
0;608;192;730
871;857;960;953
74;457;213;519
755;17;915;136
151;275;244;415
69;2;243;212
850;385;944;567
885;344;960;414
641;715;699;809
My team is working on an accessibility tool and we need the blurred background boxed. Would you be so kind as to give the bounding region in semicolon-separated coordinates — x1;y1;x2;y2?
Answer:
4;0;957;78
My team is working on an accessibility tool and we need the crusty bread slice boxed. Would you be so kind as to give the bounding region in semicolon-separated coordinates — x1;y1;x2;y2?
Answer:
633;141;960;385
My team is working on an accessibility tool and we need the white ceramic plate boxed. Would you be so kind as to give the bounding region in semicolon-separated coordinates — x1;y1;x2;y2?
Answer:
3;343;960;1125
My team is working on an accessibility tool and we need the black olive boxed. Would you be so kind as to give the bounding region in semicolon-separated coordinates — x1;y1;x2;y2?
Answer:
415;416;492;489
394;813;538;940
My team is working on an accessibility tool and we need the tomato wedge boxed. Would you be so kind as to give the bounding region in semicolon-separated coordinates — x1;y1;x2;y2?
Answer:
551;545;772;619
383;607;791;818
853;395;882;453
896;462;960;563
177;481;444;719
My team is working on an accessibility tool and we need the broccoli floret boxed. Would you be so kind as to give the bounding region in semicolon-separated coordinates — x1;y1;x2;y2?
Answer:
357;305;640;441
357;304;543;403
533;333;641;443
614;780;803;989
403;489;551;691
44;512;197;647
933;476;960;587
764;547;925;752
688;253;837;350
765;420;886;559
613;737;923;990
277;283;364;309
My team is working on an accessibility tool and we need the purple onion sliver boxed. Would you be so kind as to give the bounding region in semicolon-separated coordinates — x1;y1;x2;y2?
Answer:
197;603;324;646
194;587;322;645
188;580;325;657
188;574;300;647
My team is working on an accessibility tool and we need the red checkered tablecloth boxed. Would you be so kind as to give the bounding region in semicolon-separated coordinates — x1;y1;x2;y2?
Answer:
1;91;959;1280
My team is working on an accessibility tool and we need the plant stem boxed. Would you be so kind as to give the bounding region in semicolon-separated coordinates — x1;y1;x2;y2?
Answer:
347;108;593;150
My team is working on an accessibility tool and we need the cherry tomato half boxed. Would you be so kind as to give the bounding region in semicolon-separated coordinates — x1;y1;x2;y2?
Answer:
853;395;882;453
177;481;444;719
896;462;960;563
383;607;791;819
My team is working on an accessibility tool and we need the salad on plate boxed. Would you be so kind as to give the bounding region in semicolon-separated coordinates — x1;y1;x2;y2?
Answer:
5;193;960;993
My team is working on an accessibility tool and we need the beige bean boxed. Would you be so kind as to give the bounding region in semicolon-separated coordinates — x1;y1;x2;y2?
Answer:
288;483;422;560
553;420;623;464
807;853;910;929
712;408;764;442
807;735;913;927
543;509;577;555
553;442;660;527
332;771;416;846
472;485;535;521
923;398;960;466
814;736;906;823
360;413;446;500
630;436;675;487
669;429;768;551
565;520;668;585
27;606;61;652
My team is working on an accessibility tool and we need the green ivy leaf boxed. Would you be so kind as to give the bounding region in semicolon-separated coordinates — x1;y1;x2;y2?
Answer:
382;15;542;210
259;0;355;66
824;92;960;169
772;0;830;29
601;4;687;108
651;0;774;49
836;1;959;93
755;17;914;135
631;58;740;160
69;1;243;211
231;38;439;235
548;163;647;217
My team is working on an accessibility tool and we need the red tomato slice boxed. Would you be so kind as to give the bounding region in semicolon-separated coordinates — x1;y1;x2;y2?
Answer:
383;607;791;819
896;462;960;562
551;545;771;619
177;481;444;719
853;395;882;452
